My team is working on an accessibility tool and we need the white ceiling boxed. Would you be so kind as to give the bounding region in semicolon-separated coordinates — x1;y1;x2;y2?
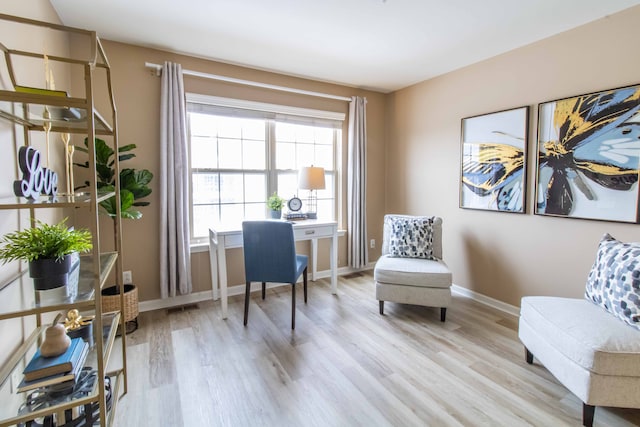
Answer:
50;0;640;93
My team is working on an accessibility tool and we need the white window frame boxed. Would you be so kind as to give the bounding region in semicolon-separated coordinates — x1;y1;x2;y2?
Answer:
186;94;345;244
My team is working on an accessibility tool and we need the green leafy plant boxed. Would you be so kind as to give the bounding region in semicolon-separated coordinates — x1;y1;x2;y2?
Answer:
76;138;153;219
0;218;92;263
267;192;285;211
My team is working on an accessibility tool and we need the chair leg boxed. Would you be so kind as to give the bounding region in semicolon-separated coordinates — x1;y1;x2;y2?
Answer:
583;403;595;427
243;281;251;326
525;347;534;364
379;300;384;315
440;307;447;322
261;282;266;300
291;282;296;330
303;267;308;303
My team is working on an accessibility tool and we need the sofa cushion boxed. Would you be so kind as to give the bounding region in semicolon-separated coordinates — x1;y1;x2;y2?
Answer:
385;215;436;260
374;255;451;288
520;296;640;376
585;233;640;331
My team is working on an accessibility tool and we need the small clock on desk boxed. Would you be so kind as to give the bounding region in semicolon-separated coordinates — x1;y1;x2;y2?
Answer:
285;196;307;220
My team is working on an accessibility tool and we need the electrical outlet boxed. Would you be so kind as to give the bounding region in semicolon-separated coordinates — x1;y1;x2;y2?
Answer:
123;270;132;284
370;239;376;249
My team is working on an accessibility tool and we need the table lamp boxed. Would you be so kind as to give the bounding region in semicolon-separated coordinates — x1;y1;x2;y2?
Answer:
298;166;325;219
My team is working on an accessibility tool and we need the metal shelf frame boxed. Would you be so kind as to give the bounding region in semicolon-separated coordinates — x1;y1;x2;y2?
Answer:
0;13;127;427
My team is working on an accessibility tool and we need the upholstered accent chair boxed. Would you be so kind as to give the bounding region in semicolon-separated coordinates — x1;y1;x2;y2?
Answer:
242;221;308;329
519;234;640;426
374;215;452;321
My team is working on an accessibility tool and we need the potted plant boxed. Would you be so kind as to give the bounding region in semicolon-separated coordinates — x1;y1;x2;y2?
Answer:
76;138;153;333
267;192;285;219
0;218;92;290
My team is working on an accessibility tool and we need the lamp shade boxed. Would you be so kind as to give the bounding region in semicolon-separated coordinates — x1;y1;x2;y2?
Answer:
298;166;325;190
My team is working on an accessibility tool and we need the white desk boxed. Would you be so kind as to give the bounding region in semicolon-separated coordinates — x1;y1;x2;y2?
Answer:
209;220;338;319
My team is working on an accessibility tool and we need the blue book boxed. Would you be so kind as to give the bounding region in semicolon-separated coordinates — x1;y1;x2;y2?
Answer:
23;337;86;381
18;342;88;392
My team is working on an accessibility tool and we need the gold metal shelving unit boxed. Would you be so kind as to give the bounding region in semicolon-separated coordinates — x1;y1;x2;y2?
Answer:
0;13;127;427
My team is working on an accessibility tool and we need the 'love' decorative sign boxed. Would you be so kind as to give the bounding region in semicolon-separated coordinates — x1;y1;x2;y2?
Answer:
13;146;58;199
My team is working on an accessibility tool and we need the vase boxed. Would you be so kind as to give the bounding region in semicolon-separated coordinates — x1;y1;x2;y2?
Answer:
29;255;73;290
270;209;282;219
67;321;94;347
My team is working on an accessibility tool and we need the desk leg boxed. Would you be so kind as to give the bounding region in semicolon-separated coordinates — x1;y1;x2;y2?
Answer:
311;238;318;282
217;239;229;319
208;230;219;301
331;230;338;294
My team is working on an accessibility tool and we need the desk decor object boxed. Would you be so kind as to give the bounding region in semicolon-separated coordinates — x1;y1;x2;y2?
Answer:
285;195;306;220
460;106;529;213
267;192;285;219
298;166;325;219
535;84;640;222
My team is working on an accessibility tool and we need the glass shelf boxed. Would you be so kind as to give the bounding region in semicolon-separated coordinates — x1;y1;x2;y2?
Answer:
0;191;115;210
0;313;120;427
0;252;118;321
0;92;113;135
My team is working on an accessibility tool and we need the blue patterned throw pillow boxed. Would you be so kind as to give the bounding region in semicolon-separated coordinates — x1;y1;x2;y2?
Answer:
386;216;436;260
585;233;640;330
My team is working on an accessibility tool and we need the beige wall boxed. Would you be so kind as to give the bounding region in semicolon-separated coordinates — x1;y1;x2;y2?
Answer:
387;5;640;307
94;41;387;302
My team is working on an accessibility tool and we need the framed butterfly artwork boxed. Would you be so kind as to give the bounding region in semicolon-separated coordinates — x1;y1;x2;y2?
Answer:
460;106;529;213
535;84;640;223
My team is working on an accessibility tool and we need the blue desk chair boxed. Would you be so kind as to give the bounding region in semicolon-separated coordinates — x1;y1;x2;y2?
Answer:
242;221;308;329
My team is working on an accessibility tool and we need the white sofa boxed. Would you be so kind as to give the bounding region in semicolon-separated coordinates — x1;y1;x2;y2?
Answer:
374;215;452;321
519;296;640;426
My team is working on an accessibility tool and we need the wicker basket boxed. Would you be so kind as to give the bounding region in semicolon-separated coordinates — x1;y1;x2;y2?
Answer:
101;284;139;322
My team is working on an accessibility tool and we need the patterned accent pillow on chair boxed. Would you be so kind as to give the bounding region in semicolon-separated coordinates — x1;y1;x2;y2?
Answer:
585;233;640;330
386;215;436;260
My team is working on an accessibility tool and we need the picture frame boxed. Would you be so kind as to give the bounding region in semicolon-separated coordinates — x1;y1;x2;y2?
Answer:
535;84;640;223
460;106;529;213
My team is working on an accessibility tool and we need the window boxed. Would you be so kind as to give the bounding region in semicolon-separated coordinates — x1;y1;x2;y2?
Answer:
187;95;344;240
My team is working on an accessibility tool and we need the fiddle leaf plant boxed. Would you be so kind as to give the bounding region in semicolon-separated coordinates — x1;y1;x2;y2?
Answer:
75;138;153;219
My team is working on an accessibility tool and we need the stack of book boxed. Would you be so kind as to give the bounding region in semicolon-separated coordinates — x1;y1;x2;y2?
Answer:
18;337;89;393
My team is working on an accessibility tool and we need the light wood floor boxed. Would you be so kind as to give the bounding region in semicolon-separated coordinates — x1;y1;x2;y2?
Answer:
112;272;640;426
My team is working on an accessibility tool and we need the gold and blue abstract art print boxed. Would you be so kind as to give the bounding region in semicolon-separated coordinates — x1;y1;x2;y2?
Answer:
460;106;529;213
536;84;640;223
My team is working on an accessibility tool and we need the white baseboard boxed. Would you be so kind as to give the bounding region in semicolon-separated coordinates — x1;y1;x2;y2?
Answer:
139;267;520;319
139;264;375;313
139;290;214;312
451;284;520;318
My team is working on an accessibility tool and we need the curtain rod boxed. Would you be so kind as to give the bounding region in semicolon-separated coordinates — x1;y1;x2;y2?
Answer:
145;62;352;102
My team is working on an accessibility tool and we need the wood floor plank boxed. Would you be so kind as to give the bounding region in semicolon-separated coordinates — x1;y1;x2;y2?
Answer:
147;309;177;388
172;328;218;426
113;271;640;426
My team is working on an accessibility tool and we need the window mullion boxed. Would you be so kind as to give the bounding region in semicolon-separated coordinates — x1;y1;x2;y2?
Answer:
267;120;277;196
